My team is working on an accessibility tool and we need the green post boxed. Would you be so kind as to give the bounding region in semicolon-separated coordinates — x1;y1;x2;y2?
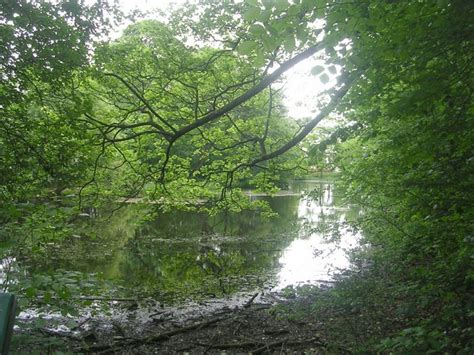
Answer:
0;293;16;354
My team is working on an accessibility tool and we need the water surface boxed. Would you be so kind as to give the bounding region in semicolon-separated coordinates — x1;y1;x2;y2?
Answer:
18;179;360;304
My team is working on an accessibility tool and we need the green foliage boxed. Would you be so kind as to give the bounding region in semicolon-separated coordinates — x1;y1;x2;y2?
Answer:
1;1;473;353
229;0;474;352
88;19;306;203
0;0;117;92
0;0;119;203
329;0;474;352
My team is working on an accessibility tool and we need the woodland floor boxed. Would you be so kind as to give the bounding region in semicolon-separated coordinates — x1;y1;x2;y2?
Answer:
100;304;327;354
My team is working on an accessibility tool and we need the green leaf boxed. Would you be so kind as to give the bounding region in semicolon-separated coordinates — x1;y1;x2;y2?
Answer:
296;25;308;43
262;33;277;51
262;0;274;9
254;48;266;66
44;291;52;303
311;65;325;75
287;4;300;16
301;0;315;11
284;35;296;52
249;23;266;36
350;54;365;68
245;0;259;5
275;0;290;11
244;6;261;21
26;287;37;298
319;73;329;84
237;41;258;55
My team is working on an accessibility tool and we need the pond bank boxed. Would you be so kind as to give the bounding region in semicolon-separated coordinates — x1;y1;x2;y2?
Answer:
14;264;419;354
13;287;343;354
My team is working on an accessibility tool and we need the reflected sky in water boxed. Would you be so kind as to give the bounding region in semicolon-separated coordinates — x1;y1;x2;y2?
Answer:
277;188;361;288
13;179;361;303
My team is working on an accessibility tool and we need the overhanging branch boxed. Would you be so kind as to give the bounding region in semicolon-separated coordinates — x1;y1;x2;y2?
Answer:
103;72;177;135
240;71;360;169
171;44;324;140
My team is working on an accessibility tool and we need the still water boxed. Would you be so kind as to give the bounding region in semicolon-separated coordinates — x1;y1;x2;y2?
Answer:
22;179;361;304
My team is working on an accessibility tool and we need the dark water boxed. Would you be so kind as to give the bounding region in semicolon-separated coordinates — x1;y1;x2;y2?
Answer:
15;179;361;305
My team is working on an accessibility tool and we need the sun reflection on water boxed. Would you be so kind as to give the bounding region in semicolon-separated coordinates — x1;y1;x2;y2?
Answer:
277;184;360;289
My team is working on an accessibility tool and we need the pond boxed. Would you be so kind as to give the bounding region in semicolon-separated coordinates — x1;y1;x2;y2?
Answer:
9;178;361;308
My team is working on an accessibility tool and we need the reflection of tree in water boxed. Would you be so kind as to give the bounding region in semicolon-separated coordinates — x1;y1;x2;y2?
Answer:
119;236;279;302
196;249;246;295
299;183;359;244
306;184;327;206
107;206;301;302
21;204;147;273
306;213;344;243
17;181;352;303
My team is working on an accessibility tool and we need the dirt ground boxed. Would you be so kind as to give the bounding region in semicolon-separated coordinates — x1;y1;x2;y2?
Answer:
14;288;348;354
82;304;328;354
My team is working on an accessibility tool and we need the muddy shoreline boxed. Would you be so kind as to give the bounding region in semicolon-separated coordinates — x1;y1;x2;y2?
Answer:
13;288;337;353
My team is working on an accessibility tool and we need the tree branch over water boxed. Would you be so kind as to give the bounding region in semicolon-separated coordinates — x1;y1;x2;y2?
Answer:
85;39;330;188
219;71;360;198
169;44;323;140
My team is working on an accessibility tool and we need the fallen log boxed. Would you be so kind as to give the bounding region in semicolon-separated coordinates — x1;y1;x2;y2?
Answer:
71;317;91;331
243;292;259;308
